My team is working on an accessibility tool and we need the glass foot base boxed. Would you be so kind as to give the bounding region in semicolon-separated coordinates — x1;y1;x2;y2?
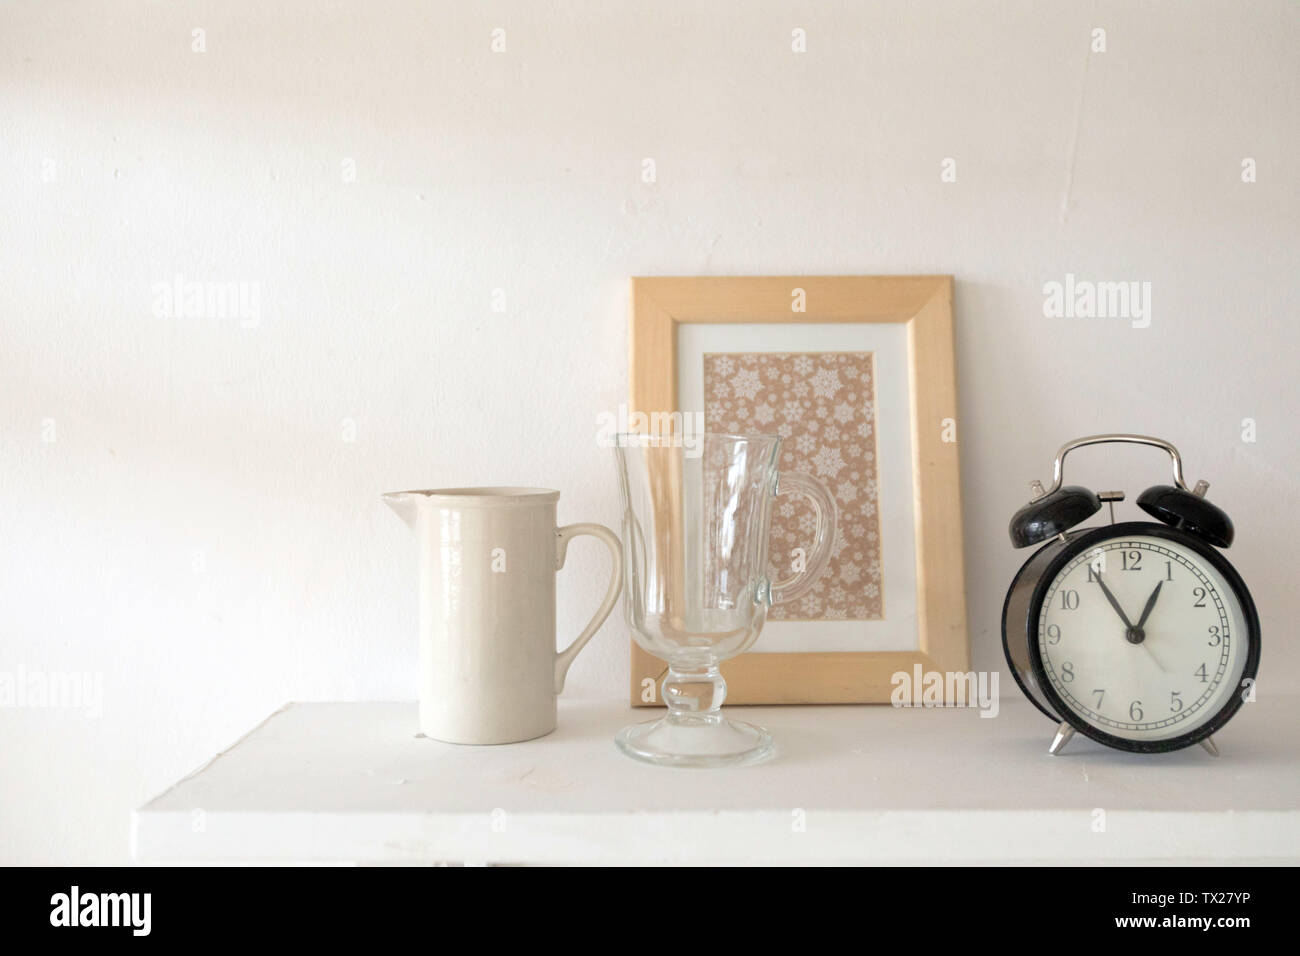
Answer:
615;714;774;768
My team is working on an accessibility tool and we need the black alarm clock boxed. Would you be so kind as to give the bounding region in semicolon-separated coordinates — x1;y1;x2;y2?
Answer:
1002;434;1260;755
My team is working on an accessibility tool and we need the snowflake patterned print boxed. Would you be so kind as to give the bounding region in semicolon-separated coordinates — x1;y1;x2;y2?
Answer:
703;352;884;621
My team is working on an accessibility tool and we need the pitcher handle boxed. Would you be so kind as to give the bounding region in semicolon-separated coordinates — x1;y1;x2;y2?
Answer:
769;470;838;606
554;523;623;693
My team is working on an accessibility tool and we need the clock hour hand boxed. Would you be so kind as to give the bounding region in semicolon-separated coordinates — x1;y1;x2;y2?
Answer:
1136;581;1163;628
1093;573;1134;629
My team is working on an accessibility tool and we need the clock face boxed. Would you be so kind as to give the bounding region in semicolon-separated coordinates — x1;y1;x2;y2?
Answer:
1036;534;1250;742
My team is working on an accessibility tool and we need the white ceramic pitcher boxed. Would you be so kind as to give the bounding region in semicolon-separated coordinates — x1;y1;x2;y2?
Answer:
383;487;622;744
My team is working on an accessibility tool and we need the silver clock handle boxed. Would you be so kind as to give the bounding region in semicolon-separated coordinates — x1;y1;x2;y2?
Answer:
1032;434;1203;501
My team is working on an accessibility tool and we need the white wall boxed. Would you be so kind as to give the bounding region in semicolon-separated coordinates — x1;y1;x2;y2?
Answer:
2;1;1296;864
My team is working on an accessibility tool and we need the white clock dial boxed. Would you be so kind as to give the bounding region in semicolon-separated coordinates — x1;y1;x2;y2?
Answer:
1037;535;1248;741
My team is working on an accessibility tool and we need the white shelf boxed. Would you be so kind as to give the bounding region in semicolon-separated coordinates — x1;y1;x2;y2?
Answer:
132;695;1300;865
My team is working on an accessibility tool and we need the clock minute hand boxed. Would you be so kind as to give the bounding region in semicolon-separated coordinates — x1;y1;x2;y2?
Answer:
1094;573;1134;629
1136;581;1163;629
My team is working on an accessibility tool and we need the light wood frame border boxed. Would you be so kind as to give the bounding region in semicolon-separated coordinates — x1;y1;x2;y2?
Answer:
629;276;969;705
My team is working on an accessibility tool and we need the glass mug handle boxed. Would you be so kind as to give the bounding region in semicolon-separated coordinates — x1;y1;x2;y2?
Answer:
768;470;837;605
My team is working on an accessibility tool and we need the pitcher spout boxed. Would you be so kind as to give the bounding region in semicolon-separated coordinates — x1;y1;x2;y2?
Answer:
382;491;424;529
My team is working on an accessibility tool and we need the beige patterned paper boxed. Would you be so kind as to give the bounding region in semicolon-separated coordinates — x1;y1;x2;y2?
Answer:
703;352;883;621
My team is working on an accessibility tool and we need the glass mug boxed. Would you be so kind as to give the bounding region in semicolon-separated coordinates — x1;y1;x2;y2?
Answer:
613;433;837;766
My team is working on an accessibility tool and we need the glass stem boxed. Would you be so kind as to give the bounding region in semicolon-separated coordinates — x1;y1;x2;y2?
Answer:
662;664;727;723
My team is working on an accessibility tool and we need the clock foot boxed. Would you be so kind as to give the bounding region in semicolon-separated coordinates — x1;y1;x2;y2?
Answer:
1048;721;1075;756
1199;736;1220;757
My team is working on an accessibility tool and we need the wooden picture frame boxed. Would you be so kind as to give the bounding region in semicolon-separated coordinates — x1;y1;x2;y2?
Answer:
629;275;969;705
